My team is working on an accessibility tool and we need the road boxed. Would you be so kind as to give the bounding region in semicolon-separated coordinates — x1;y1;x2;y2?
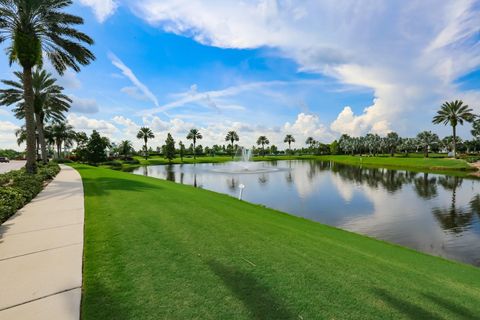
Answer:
0;161;26;174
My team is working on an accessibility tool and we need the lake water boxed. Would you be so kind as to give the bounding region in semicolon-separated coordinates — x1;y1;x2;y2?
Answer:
132;160;480;266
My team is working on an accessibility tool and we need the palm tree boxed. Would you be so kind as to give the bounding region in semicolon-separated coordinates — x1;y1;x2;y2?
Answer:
433;100;474;158
225;131;239;158
118;140;133;159
0;0;95;173
50;122;75;158
256;136;269;156
284;134;295;153
305;137;315;152
416;131;439;158
385;132;400;156
186;128;202;159
136;127;155;160
0;69;71;163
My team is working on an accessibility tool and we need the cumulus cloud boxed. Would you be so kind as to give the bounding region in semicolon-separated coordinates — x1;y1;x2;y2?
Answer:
79;0;118;23
67;113;117;136
284;113;333;143
0;120;20;149
130;0;480;136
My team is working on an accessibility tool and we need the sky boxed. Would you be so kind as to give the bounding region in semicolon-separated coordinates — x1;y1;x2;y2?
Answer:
1;0;480;151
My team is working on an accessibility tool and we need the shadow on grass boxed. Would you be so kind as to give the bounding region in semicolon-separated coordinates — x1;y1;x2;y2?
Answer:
373;288;441;319
81;177;161;197
208;260;293;320
422;293;478;320
81;281;129;320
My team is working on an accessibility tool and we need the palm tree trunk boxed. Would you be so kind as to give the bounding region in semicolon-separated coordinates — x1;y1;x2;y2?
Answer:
193;140;196;159
425;145;429;158
36;114;48;164
144;138;148;160
22;66;37;173
452;125;457;158
57;141;62;159
231;141;234;159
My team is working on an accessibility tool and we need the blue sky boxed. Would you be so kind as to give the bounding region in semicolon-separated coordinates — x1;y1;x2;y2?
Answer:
1;0;480;150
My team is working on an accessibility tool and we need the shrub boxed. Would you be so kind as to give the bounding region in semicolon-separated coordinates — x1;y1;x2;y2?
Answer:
0;163;60;223
53;158;73;164
123;159;140;165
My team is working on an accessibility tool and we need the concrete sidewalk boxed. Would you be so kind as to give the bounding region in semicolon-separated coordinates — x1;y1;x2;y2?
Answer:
0;165;84;320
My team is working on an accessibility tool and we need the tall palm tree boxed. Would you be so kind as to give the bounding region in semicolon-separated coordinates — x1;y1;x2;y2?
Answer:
284;134;295;152
50;122;75;158
305;137;315;152
187;128;202;159
0;0;95;173
416;131;439;158
136;127;155;160
433;100;474;158
225;130;239;159
0;69;71;163
256;136;269;157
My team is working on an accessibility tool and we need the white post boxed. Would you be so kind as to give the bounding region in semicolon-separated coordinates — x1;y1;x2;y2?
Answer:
238;184;245;200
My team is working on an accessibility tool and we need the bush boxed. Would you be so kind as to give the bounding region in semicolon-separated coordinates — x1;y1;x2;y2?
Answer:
123;159;140;165
53;158;73;164
0;163;60;223
103;160;122;167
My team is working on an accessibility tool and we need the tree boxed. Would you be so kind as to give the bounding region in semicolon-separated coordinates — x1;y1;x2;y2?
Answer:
50;122;75;159
471;118;480;143
385;132;400;156
179;141;185;161
305;137;315;153
225;131;239;158
256;136;269;156
164;133;175;162
136;127;155;160
118;140;133;159
0;0;94;173
284;134;295;153
270;145;278;155
0;69;72;163
86;130;110;164
416;131;439;158
399;138;417;157
433;100;474;158
330;140;339;155
186;128;202;159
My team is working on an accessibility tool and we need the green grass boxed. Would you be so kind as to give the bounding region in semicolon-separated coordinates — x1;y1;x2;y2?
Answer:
74;164;480;319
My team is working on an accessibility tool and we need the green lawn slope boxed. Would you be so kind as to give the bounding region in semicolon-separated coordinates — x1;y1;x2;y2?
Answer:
74;164;480;319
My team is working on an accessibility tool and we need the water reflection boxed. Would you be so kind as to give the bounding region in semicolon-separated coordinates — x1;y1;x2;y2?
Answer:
133;161;480;266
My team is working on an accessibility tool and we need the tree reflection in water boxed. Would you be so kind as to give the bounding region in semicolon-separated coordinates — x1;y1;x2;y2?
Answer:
432;176;474;234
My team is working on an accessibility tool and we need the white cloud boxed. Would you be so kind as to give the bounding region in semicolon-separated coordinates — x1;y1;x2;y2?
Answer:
284;113;333;143
0;120;20;150
67;113;117;136
109;53;159;107
79;0;118;23
70;96;99;114
130;0;480;137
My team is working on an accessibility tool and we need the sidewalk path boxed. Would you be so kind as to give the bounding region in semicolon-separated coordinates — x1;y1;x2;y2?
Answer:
0;165;84;320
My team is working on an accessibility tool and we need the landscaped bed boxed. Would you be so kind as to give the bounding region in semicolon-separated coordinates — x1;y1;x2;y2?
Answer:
75;164;480;319
0;163;60;223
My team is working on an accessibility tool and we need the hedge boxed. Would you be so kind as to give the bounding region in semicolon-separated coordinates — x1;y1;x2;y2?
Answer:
0;163;60;223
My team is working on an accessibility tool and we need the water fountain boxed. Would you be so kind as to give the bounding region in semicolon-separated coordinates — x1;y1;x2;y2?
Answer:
210;147;282;174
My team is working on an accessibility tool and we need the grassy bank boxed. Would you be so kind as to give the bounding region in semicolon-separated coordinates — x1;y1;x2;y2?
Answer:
74;164;480;319
113;154;476;176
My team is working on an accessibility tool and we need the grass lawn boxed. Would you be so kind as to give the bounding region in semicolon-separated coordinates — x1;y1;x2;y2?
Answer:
74;164;480;319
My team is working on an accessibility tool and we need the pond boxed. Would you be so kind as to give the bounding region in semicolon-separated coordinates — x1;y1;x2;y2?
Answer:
132;160;480;266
